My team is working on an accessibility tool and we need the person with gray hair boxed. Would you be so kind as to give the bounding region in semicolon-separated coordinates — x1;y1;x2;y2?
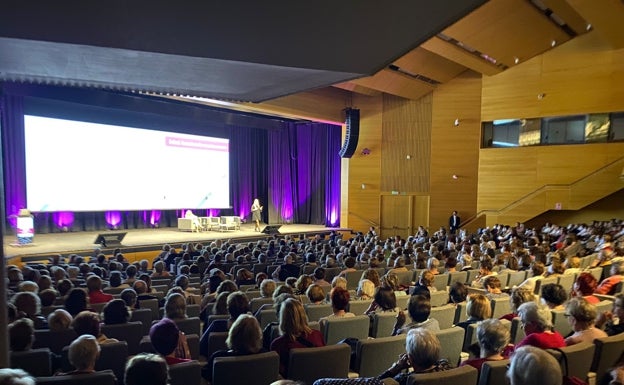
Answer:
11;291;47;329
0;368;35;385
378;328;450;384
165;293;187;320
565;297;608;345
61;334;101;375
516;301;565;349
508;345;562;385
461;318;510;371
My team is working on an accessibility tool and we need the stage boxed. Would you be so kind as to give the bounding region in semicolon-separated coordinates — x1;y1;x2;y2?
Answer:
3;223;351;264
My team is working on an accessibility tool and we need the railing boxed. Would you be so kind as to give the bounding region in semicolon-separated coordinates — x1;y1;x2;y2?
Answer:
462;154;624;228
347;211;380;228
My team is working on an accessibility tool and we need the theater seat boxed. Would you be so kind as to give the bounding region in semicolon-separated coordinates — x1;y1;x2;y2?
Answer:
36;370;117;385
212;351;280;385
407;365;478;385
287;344;351;385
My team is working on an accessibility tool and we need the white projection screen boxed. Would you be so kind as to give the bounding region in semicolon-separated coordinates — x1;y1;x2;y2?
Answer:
24;115;230;212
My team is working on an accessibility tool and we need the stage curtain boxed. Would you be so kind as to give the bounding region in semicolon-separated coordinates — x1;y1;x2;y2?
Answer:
268;122;341;225
228;125;268;222
0;91;27;229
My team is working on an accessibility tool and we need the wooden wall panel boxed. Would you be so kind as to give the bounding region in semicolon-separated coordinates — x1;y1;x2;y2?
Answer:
430;71;482;231
482;32;624;120
381;93;432;193
341;93;383;231
478;143;624;226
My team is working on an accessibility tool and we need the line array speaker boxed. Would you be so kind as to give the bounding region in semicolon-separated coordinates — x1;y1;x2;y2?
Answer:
339;108;360;158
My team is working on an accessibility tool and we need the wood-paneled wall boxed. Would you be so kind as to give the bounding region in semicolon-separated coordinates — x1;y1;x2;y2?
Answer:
429;71;482;231
482;32;624;120
478;143;624;226
381;93;432;193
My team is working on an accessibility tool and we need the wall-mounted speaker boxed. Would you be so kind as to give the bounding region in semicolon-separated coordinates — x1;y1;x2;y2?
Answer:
339;108;360;158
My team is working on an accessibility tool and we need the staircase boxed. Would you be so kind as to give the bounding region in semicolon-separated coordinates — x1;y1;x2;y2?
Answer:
474;155;624;227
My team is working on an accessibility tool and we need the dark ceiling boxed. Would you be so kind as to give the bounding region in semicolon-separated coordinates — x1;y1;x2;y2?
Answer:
0;0;486;102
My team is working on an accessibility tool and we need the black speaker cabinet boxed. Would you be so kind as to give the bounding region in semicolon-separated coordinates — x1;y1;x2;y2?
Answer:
339;108;360;158
261;225;282;234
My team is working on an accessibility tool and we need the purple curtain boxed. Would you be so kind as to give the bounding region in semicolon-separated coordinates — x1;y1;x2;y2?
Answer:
268;122;341;225
0;92;26;228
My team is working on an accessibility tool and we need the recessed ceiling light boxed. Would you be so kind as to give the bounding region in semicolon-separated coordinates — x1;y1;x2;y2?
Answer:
551;40;557;47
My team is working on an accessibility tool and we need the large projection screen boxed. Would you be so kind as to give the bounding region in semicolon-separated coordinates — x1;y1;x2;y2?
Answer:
24;115;230;212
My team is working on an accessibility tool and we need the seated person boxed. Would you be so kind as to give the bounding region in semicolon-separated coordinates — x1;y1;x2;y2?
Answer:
455;294;491;330
500;287;534;321
102;299;130;325
595;293;624;336
508;346;562;385
565;297;607;346
184;210;201;231
356;279;375;301
271;254;301;282
72;311;118;344
56;335;101;376
47;309;73;332
202;314;265;382
86;275;113;305
319;287;355;329
125;354;169;385
9;318;35;352
516;301;565;349
449;281;468;305
378;328;450;385
150;318;192;365
571;272;601;304
595;261;624;295
306;284;326;305
483;276;508;299
393;294;439;335
10;292;48;330
461;318;511;371
199;291;250;357
365;286;400;315
270;298;325;378
540;283;568;311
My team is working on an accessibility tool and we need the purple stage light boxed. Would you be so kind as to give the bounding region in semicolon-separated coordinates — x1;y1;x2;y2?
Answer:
105;211;122;227
150;210;161;225
53;211;74;228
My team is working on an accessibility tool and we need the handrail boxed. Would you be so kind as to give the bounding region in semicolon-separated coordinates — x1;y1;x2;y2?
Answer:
347;211;379;228
462;154;624;227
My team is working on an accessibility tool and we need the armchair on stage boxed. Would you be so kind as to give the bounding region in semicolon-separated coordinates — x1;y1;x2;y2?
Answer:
177;215;241;232
219;216;241;232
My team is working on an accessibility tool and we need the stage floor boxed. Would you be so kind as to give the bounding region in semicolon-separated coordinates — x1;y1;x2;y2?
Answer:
3;223;347;260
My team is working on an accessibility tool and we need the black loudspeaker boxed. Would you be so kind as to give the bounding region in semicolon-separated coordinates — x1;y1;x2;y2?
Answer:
339;108;360;158
261;225;282;234
94;232;127;248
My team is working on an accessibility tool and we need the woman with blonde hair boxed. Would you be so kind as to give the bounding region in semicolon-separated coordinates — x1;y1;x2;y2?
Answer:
270;298;325;377
565;297;607;345
202;314;265;381
455;294;491;330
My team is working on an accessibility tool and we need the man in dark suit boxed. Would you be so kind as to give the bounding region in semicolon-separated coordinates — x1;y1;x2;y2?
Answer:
449;211;461;234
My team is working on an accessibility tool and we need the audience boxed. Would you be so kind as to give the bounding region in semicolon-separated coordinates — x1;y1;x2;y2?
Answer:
6;219;624;384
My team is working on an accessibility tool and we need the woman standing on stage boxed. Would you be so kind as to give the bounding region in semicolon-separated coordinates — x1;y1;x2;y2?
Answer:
251;198;263;232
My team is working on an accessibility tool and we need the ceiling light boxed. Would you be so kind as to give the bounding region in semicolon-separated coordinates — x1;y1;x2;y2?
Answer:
514;57;520;64
551;40;557;47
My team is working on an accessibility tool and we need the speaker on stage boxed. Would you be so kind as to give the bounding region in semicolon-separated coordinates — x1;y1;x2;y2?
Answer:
338;108;360;158
261;225;282;235
94;232;127;248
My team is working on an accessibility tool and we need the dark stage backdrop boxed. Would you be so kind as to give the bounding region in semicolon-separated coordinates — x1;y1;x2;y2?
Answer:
0;83;341;235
